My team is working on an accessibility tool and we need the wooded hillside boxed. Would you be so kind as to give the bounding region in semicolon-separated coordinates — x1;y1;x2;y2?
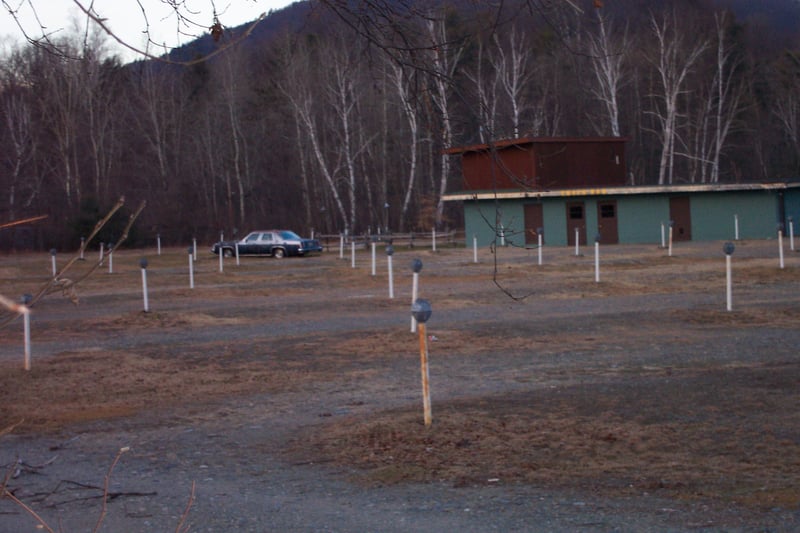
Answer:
1;0;799;249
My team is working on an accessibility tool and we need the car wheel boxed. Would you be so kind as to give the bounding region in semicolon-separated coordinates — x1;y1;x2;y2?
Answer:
273;248;285;258
223;248;234;258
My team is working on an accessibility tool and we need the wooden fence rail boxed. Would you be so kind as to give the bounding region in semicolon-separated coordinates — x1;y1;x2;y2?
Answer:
316;230;463;252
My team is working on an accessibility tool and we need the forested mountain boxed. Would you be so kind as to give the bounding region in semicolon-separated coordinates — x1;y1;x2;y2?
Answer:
1;0;799;249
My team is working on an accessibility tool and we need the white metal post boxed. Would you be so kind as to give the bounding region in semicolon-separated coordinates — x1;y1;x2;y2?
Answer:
23;309;31;371
594;241;600;283
108;249;113;274
235;242;240;266
574;228;580;256
157;234;161;255
432;228;437;252
188;250;194;289
473;234;478;264
141;268;149;312
351;241;356;268
734;214;739;240
726;254;733;311
790;220;795;251
50;251;56;277
388;255;394;299
193;238;197;261
371;242;377;276
779;229;785;269
538;234;543;266
339;234;344;259
660;222;665;248
99;242;104;265
410;272;419;332
219;245;223;273
668;226;674;257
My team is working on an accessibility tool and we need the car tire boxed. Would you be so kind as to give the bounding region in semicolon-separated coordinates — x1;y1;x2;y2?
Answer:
223;248;234;258
273;248;285;258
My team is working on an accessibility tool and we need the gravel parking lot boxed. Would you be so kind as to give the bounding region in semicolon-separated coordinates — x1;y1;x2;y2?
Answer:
1;239;799;532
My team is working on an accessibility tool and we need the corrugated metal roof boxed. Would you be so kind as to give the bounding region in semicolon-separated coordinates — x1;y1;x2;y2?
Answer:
443;136;628;155
443;182;800;202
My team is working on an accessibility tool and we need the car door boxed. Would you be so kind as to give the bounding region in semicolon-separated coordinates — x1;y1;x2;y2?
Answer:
238;232;261;255
259;232;275;255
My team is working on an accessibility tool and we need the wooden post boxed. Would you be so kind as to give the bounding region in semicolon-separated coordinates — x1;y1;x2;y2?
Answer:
418;322;432;427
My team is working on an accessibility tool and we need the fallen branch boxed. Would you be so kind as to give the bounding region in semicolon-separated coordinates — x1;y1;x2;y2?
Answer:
175;480;196;533
93;446;129;533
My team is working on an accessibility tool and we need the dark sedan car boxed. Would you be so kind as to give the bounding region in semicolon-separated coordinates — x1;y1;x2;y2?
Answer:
211;230;323;258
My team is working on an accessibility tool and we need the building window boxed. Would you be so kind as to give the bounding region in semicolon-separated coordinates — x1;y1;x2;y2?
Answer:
600;204;616;218
569;205;584;219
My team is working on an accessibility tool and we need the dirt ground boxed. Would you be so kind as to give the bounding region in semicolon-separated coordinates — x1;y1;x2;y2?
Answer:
1;239;799;531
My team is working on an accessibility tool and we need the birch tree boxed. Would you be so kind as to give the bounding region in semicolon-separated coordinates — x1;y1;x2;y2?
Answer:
386;56;421;231
424;11;464;227
1;91;38;219
489;26;534;139
277;37;350;233
646;11;708;185
587;10;630;137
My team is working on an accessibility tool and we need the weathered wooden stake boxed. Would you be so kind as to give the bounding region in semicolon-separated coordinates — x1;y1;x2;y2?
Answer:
418;322;431;427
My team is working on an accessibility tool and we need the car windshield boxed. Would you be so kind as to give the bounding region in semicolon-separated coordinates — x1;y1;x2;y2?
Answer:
279;231;301;240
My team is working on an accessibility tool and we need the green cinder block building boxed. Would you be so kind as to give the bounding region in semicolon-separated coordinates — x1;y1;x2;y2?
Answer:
443;137;800;247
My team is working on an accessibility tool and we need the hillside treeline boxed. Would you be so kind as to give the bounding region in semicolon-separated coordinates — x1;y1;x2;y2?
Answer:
1;0;799;249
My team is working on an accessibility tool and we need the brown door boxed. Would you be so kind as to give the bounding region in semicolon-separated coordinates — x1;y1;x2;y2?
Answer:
669;197;692;241
597;200;619;244
524;203;544;245
566;202;586;246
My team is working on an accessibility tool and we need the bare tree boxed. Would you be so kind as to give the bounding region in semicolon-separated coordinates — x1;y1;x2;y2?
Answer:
385;56;422;231
586;10;630;137
772;51;800;174
489;25;534;139
1;0;265;65
424;11;464;228
1;90;38;220
645;10;708;185
277;36;350;233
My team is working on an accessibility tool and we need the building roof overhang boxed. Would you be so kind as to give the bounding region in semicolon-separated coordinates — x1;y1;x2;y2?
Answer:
443;136;629;155
443;182;800;202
